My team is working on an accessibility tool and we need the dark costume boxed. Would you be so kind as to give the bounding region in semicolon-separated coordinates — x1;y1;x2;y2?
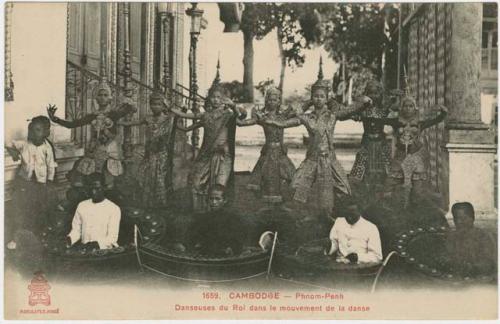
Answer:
246;113;296;203
187;209;248;257
385;103;447;203
349;108;392;185
189;108;237;211
363;101;449;252
138;113;177;208
441;228;497;276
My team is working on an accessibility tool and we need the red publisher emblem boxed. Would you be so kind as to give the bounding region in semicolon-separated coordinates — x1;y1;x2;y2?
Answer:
28;271;51;306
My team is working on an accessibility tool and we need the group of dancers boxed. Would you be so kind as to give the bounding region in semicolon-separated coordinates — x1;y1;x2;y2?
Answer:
45;58;447;220
7;57;449;253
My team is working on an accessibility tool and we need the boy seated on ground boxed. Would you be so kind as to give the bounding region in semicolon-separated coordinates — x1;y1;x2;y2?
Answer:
187;185;246;257
326;198;383;265
63;173;121;251
440;202;497;276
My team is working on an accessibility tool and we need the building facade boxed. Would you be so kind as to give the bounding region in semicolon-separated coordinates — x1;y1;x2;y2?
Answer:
394;3;497;218
5;3;189;199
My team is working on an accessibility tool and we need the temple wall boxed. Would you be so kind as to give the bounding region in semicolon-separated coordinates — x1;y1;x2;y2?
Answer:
398;3;497;218
4;3;190;199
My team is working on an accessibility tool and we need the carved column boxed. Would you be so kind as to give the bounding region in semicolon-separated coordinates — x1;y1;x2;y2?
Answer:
121;2;134;158
107;3;118;84
190;33;200;158
447;3;490;134
162;10;171;101
122;3;132;94
445;3;496;217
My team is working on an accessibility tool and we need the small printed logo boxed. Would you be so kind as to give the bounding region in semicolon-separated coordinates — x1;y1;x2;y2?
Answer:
27;271;51;306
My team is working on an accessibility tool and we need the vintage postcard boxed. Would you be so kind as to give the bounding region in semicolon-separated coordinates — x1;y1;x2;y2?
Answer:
3;1;498;320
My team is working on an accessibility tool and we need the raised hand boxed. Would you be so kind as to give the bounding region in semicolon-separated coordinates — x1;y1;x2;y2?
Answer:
361;95;373;107
5;146;20;161
162;99;171;113
223;98;235;108
302;100;314;112
47;104;58;122
237;106;247;120
252;107;264;120
120;96;138;114
436;104;448;114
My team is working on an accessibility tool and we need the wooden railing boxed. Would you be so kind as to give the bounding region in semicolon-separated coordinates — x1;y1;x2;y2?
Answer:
65;60;202;150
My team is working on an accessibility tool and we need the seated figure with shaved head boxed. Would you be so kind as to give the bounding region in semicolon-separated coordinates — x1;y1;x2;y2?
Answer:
440;202;497;277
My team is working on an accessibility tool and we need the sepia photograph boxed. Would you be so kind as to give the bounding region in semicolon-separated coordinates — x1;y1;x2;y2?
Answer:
3;1;498;320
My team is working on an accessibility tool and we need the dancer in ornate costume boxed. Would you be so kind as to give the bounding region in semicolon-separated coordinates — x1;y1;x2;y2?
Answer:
118;91;179;208
348;80;394;206
364;95;449;250
47;78;136;189
386;96;447;212
171;76;245;212
264;59;371;218
236;86;296;205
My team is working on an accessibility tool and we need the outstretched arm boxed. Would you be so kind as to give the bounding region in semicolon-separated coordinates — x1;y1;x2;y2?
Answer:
177;121;202;132
47;104;96;128
301;100;313;113
420;105;448;129
117;119;146;127
223;99;247;121
336;96;371;121
236;105;259;126
170;107;203;120
111;98;138;120
264;117;301;128
285;101;313;118
236;117;257;126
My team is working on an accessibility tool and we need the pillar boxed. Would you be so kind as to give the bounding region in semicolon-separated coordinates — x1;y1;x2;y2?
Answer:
445;3;497;218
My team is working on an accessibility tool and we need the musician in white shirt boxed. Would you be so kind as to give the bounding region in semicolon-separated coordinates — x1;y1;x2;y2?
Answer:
327;199;382;264
66;173;121;250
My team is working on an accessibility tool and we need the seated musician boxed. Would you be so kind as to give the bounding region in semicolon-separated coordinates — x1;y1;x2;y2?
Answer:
64;173;121;251
441;202;497;276
187;185;245;257
326;198;383;264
